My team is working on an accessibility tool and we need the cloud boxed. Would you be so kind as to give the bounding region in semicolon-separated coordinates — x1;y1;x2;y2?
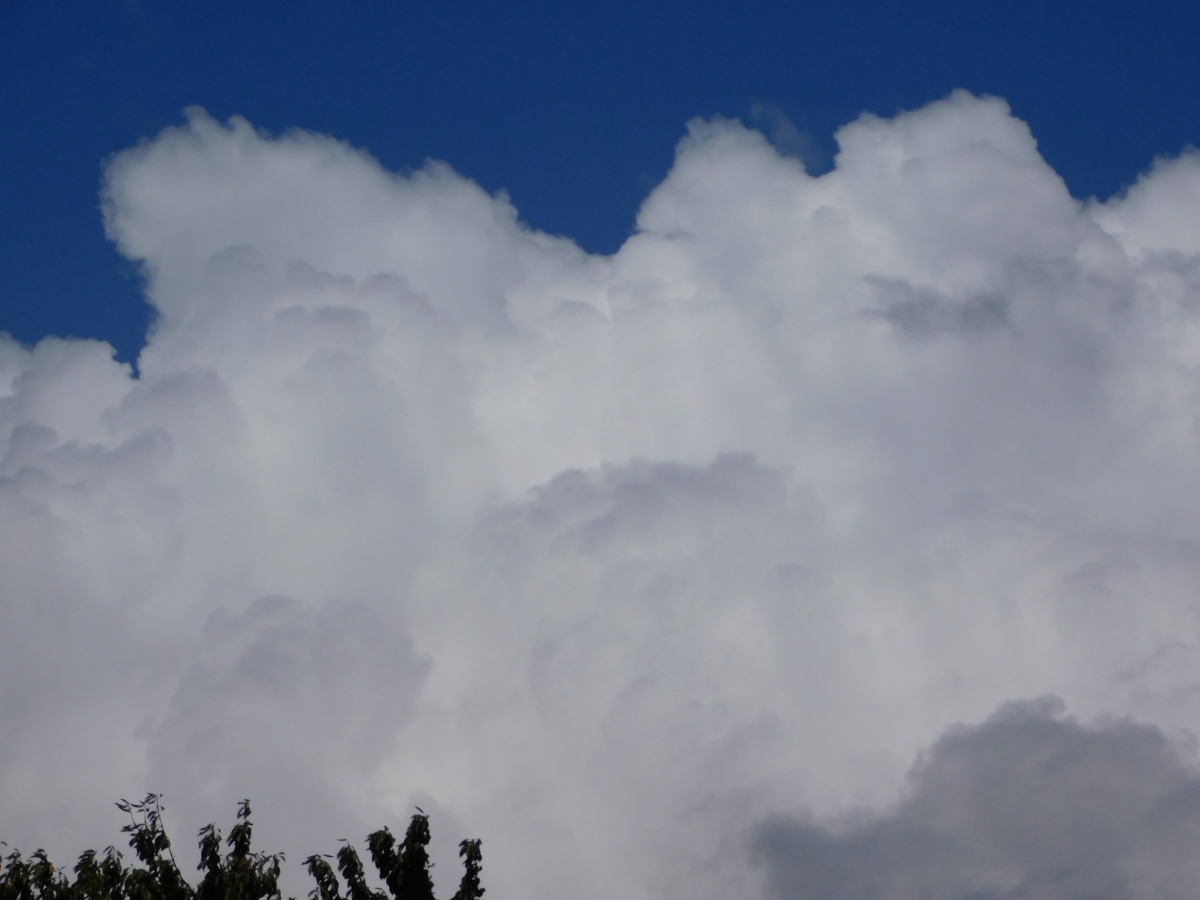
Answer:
144;595;430;855
748;102;826;173
4;90;1200;898
754;698;1200;900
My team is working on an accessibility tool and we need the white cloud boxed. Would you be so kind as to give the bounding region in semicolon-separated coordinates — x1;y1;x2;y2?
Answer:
5;90;1200;899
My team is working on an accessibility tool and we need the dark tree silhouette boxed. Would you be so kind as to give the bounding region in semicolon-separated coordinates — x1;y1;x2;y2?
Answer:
450;841;482;900
0;796;481;900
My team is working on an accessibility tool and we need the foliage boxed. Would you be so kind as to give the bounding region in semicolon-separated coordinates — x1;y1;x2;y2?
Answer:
0;797;481;900
304;807;480;900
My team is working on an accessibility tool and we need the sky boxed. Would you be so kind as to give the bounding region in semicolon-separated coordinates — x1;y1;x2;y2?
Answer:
5;4;1200;900
4;1;1200;364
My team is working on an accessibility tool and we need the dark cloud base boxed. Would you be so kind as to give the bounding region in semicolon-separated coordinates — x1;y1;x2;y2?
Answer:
755;700;1200;900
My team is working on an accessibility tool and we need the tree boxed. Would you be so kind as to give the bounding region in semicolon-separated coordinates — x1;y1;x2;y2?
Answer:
0;796;481;900
305;808;479;900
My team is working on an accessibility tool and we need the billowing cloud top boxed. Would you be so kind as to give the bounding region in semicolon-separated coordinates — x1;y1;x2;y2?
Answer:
5;90;1200;899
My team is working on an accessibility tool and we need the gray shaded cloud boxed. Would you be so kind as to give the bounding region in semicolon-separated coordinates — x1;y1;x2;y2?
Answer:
754;699;1200;900
866;275;1012;338
148;594;429;799
749;102;826;173
138;596;430;888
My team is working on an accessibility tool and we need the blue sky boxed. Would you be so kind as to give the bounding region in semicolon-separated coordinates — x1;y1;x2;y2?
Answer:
3;0;1199;364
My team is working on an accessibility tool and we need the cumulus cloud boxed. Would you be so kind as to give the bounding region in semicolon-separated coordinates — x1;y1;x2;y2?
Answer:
4;90;1200;898
754;699;1200;900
